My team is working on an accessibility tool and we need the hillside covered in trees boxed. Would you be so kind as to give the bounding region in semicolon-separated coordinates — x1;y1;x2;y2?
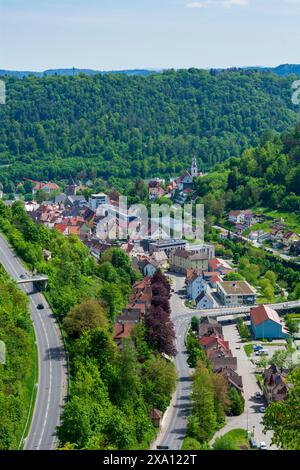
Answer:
0;201;176;449
0;69;298;187
0;267;36;449
195;125;300;218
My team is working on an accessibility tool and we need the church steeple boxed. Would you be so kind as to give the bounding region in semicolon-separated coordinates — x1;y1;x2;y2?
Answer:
191;156;198;178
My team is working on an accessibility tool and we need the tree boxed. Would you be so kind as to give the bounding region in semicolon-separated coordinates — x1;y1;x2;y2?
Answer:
263;368;300;449
191;316;200;332
141;355;176;411
63;299;108;338
188;362;217;443
145;305;176;356
213;434;236;450
228;387;245;416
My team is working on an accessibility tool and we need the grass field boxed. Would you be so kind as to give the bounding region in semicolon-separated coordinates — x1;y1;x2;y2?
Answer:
244;344;254;356
213;429;250;450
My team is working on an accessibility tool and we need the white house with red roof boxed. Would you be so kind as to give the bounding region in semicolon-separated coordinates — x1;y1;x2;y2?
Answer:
250;305;289;340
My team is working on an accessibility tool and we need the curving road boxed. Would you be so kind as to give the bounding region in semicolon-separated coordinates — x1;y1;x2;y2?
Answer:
0;234;68;450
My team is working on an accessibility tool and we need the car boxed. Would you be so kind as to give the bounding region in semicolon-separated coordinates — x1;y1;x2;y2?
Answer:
250;438;258;449
259;406;266;413
255;392;262;399
19;274;26;279
254;344;263;351
255;349;268;356
236;345;241;349
36;303;45;310
259;441;267;450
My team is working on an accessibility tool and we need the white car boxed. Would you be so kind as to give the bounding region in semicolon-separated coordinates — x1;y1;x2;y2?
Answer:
260;441;267;450
259;406;266;413
255;392;262;399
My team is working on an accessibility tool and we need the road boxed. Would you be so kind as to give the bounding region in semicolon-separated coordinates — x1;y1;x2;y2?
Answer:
0;234;68;450
157;274;193;449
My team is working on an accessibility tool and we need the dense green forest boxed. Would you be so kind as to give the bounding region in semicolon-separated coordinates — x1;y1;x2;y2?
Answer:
0;266;36;449
0;69;298;189
0;201;176;449
195;125;300;217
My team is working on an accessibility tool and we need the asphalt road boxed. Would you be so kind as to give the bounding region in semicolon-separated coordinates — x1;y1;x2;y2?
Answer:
0;234;68;450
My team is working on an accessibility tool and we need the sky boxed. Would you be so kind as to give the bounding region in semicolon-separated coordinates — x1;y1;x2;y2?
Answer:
1;0;300;71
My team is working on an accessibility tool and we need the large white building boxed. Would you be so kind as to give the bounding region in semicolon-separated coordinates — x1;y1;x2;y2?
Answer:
88;192;109;210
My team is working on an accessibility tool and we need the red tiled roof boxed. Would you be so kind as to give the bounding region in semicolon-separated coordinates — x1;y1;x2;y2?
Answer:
113;323;135;340
251;305;282;327
54;223;68;233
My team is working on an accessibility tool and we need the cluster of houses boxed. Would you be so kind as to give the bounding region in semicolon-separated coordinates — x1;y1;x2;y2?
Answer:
185;257;257;309
148;156;204;205
197;317;243;394
228;211;300;256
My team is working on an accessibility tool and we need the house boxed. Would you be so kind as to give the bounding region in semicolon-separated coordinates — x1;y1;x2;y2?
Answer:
148;179;166;201
88;192;109;210
169;249;210;274
216;367;243;392
32;181;60;194
263;365;289;403
42;249;52;261
208;258;233;276
186;270;207;300
228;210;245;225
151;250;169;270
211;356;237;372
282;231;300;247
139;258;157;277
113;322;136;349
250;305;289;340
228;210;254;226
199;335;230;354
216;281;256;306
199;317;223;337
195;291;216;309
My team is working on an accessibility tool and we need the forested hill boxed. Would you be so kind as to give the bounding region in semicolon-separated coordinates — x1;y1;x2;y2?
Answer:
0;69;299;184
195;125;300;217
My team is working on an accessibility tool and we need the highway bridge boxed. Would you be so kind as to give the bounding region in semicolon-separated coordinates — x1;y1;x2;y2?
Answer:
16;274;49;289
187;300;300;319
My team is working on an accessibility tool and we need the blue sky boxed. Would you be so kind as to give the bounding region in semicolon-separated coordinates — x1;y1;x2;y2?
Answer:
1;0;300;70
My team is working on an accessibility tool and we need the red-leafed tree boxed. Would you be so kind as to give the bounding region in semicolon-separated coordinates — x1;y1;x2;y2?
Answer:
145;305;176;357
151;271;171;296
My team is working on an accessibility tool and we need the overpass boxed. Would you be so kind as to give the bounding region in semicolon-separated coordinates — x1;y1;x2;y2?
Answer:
192;299;300;319
17;274;49;290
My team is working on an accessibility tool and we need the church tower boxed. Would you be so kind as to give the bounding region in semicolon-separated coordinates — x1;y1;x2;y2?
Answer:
191;156;198;178
66;176;77;196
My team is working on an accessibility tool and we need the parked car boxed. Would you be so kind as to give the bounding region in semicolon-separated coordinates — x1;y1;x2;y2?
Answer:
255;349;268;356
37;303;45;310
19;274;26;279
254;344;264;351
250;438;258;449
259;406;266;413
255;392;262;399
259;441;267;450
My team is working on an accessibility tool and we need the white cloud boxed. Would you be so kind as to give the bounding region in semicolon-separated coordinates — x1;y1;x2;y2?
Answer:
186;0;249;9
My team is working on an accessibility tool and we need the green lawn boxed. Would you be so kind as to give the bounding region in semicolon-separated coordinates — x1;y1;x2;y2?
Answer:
244;344;254;356
213;429;250;450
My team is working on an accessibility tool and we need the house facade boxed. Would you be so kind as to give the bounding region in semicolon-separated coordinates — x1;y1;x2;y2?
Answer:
250;305;289;340
216;281;256;306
